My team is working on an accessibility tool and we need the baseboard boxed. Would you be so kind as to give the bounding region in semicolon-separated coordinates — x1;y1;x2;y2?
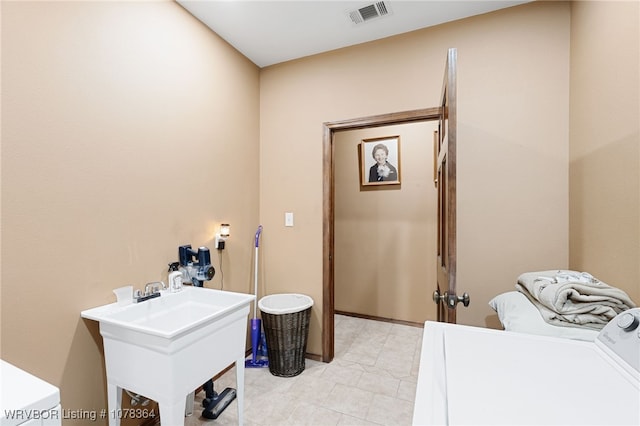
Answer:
335;310;424;328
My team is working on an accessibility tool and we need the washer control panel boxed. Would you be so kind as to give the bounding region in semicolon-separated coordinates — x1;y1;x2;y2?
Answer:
597;308;640;375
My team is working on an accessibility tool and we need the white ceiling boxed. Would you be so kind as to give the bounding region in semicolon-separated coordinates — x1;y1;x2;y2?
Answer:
177;0;532;68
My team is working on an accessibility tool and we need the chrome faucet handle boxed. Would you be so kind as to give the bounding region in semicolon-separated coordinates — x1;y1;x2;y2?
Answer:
144;281;167;295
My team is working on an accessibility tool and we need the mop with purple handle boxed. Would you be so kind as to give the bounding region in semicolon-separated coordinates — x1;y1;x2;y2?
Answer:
245;225;269;368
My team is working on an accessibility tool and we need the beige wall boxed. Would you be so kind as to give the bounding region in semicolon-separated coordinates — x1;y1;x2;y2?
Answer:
569;1;640;303
334;122;438;323
1;1;259;423
260;1;571;352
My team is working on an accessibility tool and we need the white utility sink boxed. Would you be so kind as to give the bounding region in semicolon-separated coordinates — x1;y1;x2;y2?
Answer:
82;286;254;426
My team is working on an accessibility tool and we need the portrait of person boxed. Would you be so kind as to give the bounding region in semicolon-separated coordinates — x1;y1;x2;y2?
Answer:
368;143;398;182
361;137;401;186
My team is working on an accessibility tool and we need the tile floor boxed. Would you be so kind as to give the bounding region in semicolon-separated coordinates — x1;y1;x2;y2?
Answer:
186;314;423;426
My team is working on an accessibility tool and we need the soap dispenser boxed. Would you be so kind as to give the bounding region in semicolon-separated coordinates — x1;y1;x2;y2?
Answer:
168;262;183;293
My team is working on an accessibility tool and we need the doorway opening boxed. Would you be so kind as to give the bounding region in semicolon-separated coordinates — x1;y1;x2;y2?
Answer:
322;108;440;362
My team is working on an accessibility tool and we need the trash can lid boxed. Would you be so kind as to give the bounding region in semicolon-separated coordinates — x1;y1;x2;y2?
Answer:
258;293;314;314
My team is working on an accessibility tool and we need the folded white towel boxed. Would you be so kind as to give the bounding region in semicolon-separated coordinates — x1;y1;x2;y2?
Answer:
516;270;636;330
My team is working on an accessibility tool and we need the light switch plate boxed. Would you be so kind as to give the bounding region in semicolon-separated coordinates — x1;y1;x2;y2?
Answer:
285;212;294;227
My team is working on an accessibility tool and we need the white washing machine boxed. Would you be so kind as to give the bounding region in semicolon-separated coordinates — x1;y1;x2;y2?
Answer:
1;360;61;426
413;308;640;425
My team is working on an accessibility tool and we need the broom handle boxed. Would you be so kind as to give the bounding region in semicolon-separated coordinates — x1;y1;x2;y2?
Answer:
253;225;263;315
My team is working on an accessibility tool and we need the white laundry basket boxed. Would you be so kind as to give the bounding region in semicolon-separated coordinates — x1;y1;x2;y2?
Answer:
258;294;314;377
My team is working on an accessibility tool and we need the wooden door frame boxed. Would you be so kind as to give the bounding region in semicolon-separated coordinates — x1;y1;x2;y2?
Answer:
322;108;441;362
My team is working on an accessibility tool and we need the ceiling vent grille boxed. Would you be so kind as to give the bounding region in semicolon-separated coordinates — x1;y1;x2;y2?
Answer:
348;1;392;25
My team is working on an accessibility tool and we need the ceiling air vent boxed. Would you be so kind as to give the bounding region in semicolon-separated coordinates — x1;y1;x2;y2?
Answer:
348;1;392;25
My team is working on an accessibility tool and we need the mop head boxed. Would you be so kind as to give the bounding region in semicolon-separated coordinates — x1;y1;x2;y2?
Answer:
245;357;269;368
202;387;236;420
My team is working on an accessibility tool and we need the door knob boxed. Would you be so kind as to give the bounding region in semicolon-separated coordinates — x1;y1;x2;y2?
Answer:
455;292;470;307
433;290;447;304
433;290;470;307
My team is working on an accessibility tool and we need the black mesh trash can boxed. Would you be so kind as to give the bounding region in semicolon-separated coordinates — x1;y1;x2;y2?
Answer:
258;294;314;377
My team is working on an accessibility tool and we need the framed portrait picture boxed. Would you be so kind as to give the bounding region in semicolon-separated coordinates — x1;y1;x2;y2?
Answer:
360;136;401;186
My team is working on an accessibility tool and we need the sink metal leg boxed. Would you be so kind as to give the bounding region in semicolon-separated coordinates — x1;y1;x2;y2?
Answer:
235;357;245;426
106;382;122;426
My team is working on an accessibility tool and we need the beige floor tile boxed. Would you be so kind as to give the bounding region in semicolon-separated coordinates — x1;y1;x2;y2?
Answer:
188;315;422;426
365;394;414;425
384;333;419;353
355;371;400;398
341;350;379;367
243;393;295;425
321;363;365;386
320;383;374;420
287;402;342;425
285;373;337;403
374;353;414;379
337;414;381;425
363;320;393;334
396;380;417;402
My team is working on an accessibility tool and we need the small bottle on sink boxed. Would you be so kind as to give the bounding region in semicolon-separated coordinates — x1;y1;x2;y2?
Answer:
168;262;183;293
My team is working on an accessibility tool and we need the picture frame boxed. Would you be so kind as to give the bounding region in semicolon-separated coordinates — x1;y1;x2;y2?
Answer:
360;136;401;186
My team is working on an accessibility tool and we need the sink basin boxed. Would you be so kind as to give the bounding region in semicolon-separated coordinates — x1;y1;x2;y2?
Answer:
82;286;254;426
82;286;252;340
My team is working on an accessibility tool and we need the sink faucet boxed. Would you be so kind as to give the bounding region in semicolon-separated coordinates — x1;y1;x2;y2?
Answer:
145;281;167;294
133;281;167;303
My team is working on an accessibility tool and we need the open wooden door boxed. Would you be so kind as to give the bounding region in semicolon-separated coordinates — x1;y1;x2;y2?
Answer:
433;48;469;323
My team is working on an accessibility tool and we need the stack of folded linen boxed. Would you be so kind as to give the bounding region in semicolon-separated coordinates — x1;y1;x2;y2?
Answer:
516;270;636;330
